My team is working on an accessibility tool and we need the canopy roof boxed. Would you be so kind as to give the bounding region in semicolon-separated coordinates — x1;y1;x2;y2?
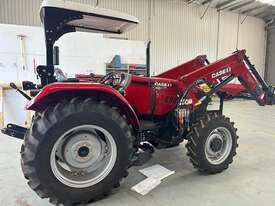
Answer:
40;0;139;34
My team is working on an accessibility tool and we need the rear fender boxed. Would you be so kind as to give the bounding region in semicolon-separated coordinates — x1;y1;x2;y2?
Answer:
26;82;140;131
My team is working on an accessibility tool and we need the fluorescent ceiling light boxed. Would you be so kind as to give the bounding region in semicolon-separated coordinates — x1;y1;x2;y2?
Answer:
257;0;275;6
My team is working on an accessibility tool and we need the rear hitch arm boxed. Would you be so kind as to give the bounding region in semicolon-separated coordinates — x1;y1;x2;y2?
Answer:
1;124;27;140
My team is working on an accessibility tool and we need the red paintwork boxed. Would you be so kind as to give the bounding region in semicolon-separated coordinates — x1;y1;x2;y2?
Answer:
156;55;207;79
26;50;269;130
26;83;140;130
219;84;245;97
125;75;181;115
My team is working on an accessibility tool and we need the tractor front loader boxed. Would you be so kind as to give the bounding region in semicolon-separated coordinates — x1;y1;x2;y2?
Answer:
1;1;275;206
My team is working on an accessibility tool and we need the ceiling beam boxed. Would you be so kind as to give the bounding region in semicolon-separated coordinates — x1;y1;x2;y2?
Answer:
216;0;238;10
187;0;196;4
229;0;255;11
242;5;267;14
263;11;275;17
254;5;273;17
263;12;275;20
201;0;214;5
218;1;242;11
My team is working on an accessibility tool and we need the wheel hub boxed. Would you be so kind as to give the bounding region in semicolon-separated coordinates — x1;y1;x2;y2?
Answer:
73;141;94;162
78;146;90;158
205;127;233;165
50;125;117;188
209;137;223;152
63;132;103;169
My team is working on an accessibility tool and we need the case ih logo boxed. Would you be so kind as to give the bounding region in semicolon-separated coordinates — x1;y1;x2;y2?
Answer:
154;82;173;88
211;67;231;79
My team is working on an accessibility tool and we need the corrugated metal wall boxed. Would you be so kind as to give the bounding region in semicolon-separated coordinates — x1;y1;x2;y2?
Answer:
0;0;266;75
150;0;219;74
238;15;266;76
0;0;42;26
266;24;275;85
100;0;149;41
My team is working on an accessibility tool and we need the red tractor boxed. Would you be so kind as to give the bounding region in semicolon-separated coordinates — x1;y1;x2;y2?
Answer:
2;1;275;206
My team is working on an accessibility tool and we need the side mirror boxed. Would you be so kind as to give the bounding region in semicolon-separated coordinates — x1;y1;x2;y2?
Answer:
53;46;59;65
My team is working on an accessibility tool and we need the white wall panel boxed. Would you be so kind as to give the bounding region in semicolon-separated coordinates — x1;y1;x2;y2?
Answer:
266;26;275;84
218;12;239;59
0;0;266;75
150;0;218;74
238;16;266;76
148;1;265;75
0;0;42;26
100;0;149;41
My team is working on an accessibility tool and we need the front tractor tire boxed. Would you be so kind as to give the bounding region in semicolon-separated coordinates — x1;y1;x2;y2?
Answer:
20;98;135;206
186;112;238;174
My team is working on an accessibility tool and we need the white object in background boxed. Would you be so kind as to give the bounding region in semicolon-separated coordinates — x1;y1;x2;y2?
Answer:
131;164;175;195
17;34;27;70
131;177;161;196
139;164;175;180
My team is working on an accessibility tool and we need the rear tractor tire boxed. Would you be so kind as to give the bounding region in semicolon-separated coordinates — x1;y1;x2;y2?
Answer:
20;98;135;206
186;112;238;174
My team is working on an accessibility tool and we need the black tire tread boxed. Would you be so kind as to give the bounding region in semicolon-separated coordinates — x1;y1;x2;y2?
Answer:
186;112;239;174
20;98;135;206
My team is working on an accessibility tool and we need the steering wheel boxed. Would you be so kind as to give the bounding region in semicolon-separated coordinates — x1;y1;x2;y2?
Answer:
100;72;115;84
100;72;131;93
117;73;132;93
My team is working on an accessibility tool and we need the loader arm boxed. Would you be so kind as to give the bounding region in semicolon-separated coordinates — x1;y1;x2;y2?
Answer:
181;50;275;106
155;55;208;80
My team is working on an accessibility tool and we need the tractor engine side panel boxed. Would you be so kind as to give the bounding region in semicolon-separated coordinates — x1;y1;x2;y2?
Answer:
125;83;152;115
125;76;181;116
153;82;180;115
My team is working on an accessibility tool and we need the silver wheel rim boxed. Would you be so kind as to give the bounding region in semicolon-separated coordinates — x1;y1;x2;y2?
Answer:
50;125;117;188
205;127;232;165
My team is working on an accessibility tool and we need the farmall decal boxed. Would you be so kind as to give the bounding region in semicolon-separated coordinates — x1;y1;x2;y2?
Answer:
211;67;231;79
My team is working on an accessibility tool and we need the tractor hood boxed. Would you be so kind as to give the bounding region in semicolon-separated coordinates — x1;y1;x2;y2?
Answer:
40;0;139;34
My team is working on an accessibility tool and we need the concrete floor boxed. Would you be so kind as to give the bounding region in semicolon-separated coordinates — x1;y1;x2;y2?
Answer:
1;100;275;206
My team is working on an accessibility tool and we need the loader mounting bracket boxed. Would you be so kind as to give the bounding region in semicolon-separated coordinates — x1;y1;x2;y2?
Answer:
37;65;56;86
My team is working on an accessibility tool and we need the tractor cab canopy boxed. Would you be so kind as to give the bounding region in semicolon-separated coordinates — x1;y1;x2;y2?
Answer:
40;0;139;34
40;0;139;65
38;0;139;86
